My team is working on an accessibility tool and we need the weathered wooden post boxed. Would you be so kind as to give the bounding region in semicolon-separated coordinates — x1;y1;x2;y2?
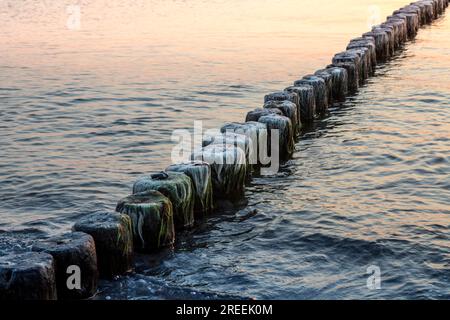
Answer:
372;26;395;58
393;11;419;39
324;67;349;102
258;114;294;161
377;24;397;55
333;51;363;87
264;100;300;136
417;1;436;23
284;85;316;123
221;121;269;171
363;29;389;62
116;190;175;252
411;2;430;25
264;91;300;111
166;161;214;215
314;69;334;107
347;37;377;73
32;232;98;299
386;16;408;45
191;144;247;203
133;172;195;230
294;75;329;115
348;47;371;81
245;107;283;122
203;131;254;181
329;62;358;93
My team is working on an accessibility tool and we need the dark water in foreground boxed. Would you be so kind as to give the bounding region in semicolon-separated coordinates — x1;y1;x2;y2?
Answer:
1;1;450;299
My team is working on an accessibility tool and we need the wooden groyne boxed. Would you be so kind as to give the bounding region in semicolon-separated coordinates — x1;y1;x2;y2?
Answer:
0;0;447;300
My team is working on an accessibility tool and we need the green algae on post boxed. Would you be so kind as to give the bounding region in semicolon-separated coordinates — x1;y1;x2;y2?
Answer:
333;51;365;85
372;26;395;58
116;190;175;252
323;67;348;102
203;132;255;180
263;100;300;136
166;161;214;215
314;69;335;107
392;11;419;39
32;232;98;300
294;75;329;115
73;212;133;279
413;2;435;24
264;91;300;116
245;107;283;122
363;30;389;62
331;60;359;93
258;114;294;162
347;38;377;74
221;122;269;169
133;172;195;230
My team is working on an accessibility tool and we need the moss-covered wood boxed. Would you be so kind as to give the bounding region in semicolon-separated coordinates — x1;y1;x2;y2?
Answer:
284;85;316;123
221;122;268;169
133;172;195;230
313;69;334;108
294;75;329;115
324;67;348;102
245;107;283;122
263;100;300;136
166;161;214;215
191;144;247;202
347;38;377;71
0;252;57;300
362;30;389;62
264;91;300;116
258;114;294;162
116;190;175;252
371;26;395;58
203;132;254;181
73;212;133;279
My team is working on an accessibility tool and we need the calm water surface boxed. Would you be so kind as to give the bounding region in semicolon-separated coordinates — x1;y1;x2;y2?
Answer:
1;0;449;299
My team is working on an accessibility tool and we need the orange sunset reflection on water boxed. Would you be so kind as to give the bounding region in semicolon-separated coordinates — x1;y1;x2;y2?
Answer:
1;0;420;80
